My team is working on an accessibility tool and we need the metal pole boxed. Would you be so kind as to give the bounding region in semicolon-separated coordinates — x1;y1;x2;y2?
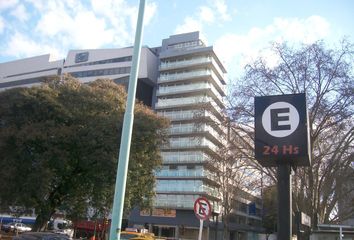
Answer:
214;214;218;240
277;164;292;240
109;1;146;240
296;212;301;240
198;219;204;240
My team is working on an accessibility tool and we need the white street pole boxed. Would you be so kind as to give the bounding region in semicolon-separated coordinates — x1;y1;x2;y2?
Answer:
198;219;204;240
108;1;146;240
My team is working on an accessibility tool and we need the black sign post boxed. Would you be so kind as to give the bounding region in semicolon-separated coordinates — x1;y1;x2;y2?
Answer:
255;93;311;240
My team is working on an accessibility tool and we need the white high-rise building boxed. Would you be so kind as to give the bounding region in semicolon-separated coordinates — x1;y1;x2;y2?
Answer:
155;32;227;208
0;31;263;240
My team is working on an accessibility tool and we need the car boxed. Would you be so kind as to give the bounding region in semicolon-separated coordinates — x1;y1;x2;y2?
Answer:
2;222;32;233
12;232;70;240
120;231;155;240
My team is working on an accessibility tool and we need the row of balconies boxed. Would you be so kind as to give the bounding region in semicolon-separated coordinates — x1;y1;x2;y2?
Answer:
158;69;225;95
157;110;222;127
159;56;225;81
156;180;220;198
156;82;224;106
161;136;219;152
168;123;226;146
161;151;208;164
160;56;212;69
155;166;217;180
155;95;223;114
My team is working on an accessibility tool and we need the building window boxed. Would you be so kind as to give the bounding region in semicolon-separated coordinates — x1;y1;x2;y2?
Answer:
69;67;131;78
68;55;132;68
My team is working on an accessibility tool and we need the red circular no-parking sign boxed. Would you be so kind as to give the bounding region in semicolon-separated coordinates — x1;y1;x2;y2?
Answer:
194;197;211;220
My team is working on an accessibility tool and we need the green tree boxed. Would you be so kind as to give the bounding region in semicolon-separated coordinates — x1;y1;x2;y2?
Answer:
0;76;169;230
262;186;277;239
229;40;354;226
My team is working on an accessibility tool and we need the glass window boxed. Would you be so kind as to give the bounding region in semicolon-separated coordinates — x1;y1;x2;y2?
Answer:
70;67;131;78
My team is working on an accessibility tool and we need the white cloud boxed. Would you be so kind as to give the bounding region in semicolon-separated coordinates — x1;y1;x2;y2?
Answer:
174;1;232;42
35;7;73;37
199;6;215;23
213;0;231;21
175;17;203;35
3;32;63;59
70;11;115;49
36;8;116;49
272;16;330;44
145;2;157;26
1;0;157;60
0;0;18;11
0;16;4;34
10;4;30;22
33;0;158;51
23;0;52;12
214;16;331;79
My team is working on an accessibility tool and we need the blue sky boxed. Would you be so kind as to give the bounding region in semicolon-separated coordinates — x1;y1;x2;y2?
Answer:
0;0;353;79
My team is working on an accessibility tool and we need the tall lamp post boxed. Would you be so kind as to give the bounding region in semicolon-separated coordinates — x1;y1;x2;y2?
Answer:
109;1;146;240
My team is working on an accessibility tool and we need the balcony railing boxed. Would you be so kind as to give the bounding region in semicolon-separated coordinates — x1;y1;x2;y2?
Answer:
157;110;223;128
158;70;225;95
161;137;219;153
160;57;212;70
159;56;226;80
161;151;208;163
157;82;224;103
157;110;196;121
155;168;217;179
155;96;223;113
168;123;225;144
156;182;220;199
158;69;210;82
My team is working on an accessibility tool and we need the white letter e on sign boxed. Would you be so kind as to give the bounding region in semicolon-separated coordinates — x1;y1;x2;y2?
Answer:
261;102;299;138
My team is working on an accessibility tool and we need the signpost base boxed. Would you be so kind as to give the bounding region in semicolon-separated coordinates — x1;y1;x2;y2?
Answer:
198;219;203;240
277;164;292;240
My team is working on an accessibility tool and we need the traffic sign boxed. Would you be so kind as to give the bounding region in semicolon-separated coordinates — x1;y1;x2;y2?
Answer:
194;197;211;220
255;93;311;167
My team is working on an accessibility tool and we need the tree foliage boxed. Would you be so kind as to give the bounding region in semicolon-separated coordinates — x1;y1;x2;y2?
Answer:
0;76;169;230
193;104;260;239
262;186;277;237
229;40;354;225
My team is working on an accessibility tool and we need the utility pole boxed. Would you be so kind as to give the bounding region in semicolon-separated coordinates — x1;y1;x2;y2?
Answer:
109;1;146;240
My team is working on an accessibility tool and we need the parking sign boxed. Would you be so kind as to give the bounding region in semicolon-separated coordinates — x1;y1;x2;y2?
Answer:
255;93;311;167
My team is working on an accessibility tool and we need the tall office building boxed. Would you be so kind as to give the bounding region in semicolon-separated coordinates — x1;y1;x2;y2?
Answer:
0;32;263;240
129;32;227;238
129;32;262;240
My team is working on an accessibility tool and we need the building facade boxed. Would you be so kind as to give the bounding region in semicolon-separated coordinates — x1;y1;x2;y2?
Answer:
0;32;263;240
0;54;63;90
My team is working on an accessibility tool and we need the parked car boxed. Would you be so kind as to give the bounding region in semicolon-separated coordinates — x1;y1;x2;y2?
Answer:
12;232;70;240
120;231;155;240
1;222;32;233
